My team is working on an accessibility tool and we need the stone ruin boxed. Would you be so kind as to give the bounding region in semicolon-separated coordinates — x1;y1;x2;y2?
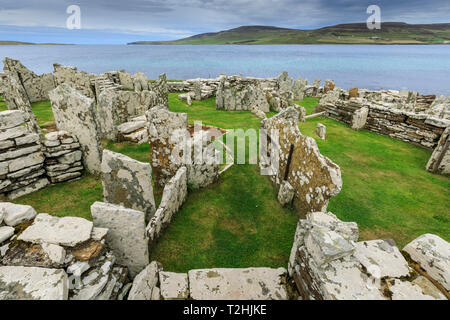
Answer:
146;107;219;189
313;85;450;174
261;107;342;213
0;58;448;300
215;75;270;113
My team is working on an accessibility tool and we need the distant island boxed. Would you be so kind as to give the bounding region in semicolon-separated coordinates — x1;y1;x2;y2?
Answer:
128;22;450;45
0;41;72;45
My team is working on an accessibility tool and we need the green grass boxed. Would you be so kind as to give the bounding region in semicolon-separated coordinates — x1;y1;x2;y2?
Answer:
298;117;450;247
6;92;449;271
31;100;54;127
0;98;55;128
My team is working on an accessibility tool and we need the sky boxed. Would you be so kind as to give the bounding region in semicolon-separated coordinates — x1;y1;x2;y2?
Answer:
0;0;449;44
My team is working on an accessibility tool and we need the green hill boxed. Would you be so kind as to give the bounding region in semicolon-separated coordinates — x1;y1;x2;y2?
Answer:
129;22;450;45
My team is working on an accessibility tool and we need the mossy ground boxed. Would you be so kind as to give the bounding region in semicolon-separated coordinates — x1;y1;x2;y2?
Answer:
3;93;448;272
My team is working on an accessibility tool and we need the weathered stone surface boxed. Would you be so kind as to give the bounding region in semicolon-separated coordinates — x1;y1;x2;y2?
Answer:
97;89;119;141
49;83;103;174
18;213;93;247
3;58;55;103
305;225;355;267
411;276;446;300
7;178;49;200
53;64;95;98
403;234;450;291
390;279;436;300
128;261;162;300
159;271;189;300
0;266;68;300
101;150;156;222
316;123;326;140
91;202;149;277
0;226;14;243
147;107;188;187
351;107;369;130
41;243;66;265
0;202;37;226
426;127;449;175
306;212;358;242
349;88;359;98
354;240;410;278
261;107;342;213
189;267;289;300
146;167;187;245
0;110;28;130
91;227;108;241
277;180;294;207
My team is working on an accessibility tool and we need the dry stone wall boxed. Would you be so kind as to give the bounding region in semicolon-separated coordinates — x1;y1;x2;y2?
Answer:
43;131;84;184
49;83;103;175
316;89;449;150
216;75;270;113
261;107;342;213
0;203;129;300
0;111;48;200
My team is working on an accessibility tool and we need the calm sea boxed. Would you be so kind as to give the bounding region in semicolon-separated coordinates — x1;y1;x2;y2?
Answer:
1;45;449;95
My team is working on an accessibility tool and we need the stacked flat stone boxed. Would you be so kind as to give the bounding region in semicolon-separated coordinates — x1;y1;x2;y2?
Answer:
316;90;449;150
43;131;84;184
288;211;448;300
0;110;48;200
0;203;130;300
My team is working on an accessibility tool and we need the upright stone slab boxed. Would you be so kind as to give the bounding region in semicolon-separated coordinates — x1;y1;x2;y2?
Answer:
261;107;342;213
97;90;119;141
49;83;103;174
316;123;326;140
147;108;188;187
426;127;449;175
351;106;369;131
101;149;156;222
91;202;149;277
151;73;169;108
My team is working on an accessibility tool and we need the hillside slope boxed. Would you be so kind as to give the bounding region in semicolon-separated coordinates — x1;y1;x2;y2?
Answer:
129;23;450;45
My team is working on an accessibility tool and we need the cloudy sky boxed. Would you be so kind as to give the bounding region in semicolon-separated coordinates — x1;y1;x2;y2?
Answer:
0;0;449;44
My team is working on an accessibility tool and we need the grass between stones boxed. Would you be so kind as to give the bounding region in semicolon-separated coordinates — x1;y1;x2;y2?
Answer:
4;93;449;272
